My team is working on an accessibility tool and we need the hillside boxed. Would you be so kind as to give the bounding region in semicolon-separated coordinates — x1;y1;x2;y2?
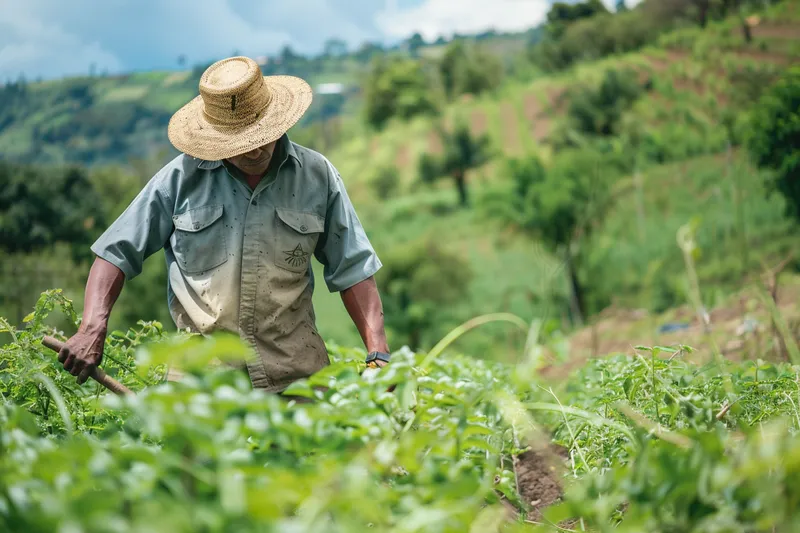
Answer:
310;1;800;357
0;58;362;166
3;3;800;530
0;1;798;364
0;31;531;167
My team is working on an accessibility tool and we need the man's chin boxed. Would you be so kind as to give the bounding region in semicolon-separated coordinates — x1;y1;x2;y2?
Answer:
238;164;269;175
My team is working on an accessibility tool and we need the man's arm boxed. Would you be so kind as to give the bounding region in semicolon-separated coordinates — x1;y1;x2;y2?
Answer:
341;276;390;366
60;257;125;384
62;165;175;384
314;157;388;362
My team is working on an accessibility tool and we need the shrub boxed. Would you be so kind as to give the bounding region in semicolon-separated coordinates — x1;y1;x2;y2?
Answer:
370;165;401;200
568;68;643;136
377;237;472;349
364;57;440;130
747;66;800;223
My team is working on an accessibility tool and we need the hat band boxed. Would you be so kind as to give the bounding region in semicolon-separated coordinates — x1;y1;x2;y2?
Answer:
201;79;273;128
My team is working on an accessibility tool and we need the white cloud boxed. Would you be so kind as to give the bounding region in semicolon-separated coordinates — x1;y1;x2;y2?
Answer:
0;0;648;80
0;0;373;80
376;0;551;41
0;4;122;80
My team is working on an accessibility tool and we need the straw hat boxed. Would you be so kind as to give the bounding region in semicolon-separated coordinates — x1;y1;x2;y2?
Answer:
168;56;313;161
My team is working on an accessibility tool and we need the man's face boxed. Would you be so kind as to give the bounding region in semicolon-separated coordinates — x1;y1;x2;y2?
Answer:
226;141;277;176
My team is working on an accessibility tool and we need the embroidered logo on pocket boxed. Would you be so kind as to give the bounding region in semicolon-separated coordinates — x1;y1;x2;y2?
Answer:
284;244;310;268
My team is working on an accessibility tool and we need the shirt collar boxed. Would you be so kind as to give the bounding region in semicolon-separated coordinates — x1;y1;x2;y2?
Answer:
196;134;301;170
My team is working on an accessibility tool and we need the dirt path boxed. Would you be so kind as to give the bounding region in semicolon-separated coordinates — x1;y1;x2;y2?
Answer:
510;442;577;527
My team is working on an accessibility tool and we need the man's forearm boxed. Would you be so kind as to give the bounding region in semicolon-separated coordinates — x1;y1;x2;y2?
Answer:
341;276;389;354
80;257;125;334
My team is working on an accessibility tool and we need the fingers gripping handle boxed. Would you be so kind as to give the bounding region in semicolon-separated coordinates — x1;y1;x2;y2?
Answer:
42;336;134;397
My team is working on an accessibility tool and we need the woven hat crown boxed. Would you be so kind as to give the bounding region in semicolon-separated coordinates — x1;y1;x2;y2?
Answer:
167;54;312;161
199;57;272;129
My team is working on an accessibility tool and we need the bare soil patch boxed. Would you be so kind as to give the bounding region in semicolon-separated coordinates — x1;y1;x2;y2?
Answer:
471;109;488;137
673;77;708;97
369;137;380;155
523;93;543;122
394;143;411;170
644;50;689;73
499;102;522;155
539;276;800;381
731;49;795;66
515;443;573;525
426;130;443;155
532;119;551;142
750;24;800;40
545;87;567;114
522;92;551;142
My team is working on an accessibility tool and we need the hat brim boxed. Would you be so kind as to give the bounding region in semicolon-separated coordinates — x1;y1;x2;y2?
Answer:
167;75;313;161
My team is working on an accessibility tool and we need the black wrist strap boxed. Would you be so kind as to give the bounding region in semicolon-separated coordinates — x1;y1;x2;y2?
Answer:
366;351;391;364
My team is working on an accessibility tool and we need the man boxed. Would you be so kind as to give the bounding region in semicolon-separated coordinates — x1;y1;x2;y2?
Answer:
58;56;391;392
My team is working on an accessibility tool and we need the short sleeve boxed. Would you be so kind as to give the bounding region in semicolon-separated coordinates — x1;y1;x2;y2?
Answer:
90;173;174;280
314;159;382;292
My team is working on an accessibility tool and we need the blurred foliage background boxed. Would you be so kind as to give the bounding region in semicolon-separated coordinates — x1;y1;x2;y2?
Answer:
1;0;798;363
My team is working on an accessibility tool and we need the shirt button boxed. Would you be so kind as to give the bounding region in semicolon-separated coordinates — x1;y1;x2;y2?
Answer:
300;225;308;232
193;223;200;230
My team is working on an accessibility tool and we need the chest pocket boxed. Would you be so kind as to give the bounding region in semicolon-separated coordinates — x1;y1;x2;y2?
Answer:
274;208;324;274
171;205;228;274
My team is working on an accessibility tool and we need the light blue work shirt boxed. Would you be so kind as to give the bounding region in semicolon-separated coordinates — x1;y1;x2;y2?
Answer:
91;134;381;392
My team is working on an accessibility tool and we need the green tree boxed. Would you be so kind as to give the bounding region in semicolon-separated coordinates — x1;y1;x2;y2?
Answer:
568;68;642;136
364;57;439;130
0;162;108;325
0;162;105;260
487;150;616;325
323;38;348;58
747;67;800;223
377;238;472;349
354;41;384;63
438;41;503;100
418;120;492;207
653;0;760;28
406;33;426;57
546;0;609;37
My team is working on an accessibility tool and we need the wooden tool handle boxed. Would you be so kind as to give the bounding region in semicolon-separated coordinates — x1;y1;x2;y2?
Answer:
42;336;134;396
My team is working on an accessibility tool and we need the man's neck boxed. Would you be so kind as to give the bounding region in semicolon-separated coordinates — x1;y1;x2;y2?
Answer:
243;173;264;191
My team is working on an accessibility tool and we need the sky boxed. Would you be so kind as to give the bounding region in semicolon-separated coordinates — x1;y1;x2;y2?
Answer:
0;0;631;81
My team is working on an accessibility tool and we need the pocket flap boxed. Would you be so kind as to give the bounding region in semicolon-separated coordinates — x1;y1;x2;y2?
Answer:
276;208;324;234
173;205;224;232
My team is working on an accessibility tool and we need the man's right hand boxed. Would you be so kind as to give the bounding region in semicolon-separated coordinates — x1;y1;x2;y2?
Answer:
59;326;107;385
61;257;126;385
